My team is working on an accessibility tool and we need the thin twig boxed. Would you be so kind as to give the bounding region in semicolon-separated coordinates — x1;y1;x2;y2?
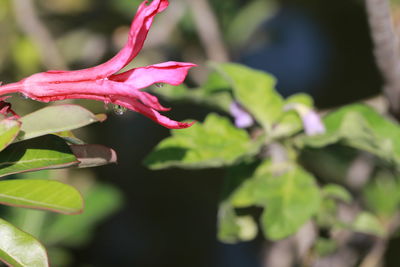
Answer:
12;0;67;70
359;213;400;267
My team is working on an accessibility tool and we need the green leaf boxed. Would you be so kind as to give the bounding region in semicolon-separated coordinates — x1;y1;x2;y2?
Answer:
0;119;21;152
221;161;260;207
272;93;313;138
16;105;105;141
44;184;122;246
322;184;352;203
215;63;284;133
363;173;400;218
0;179;83;214
217;202;257;243
258;166;321;240
0;217;48;267
145;113;260;169
53;131;85;145
315;238;337;256
69;144;117;168
352;212;385;236
315;198;339;228
0;135;78;178
226;0;276;49
217;203;241;243
299;104;400;165
152;79;233;112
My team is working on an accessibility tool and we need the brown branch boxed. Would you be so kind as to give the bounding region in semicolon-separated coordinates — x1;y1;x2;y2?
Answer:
365;0;400;117
12;0;67;70
359;214;400;267
187;0;229;62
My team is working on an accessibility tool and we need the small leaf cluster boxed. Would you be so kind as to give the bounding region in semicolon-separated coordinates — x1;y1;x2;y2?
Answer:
146;63;400;262
0;104;117;267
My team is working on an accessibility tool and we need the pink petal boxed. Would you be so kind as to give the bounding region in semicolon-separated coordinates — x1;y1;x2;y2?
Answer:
18;79;169;112
114;97;195;129
20;0;169;83
34;93;193;129
109;61;196;88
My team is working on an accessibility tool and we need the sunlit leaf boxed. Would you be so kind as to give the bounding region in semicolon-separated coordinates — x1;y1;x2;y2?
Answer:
145;113;261;169
363;172;400;218
0;119;21;152
0;179;83;214
272;93;314;138
16;105;105;141
0;135;78;178
217;202;258;244
215;63;284;133
0;217;48;267
322;184;352;203
352;212;385;236
258;166;320;240
299;104;400;166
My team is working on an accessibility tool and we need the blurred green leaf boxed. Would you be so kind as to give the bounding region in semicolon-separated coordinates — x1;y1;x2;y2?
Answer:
202;70;232;95
12;37;41;78
315;184;352;228
363;173;400;218
144;113;261;169
221;160;260;207
258;166;320;240
215;63;284;133
152;73;233;112
0;180;83;214
352;212;385;236
226;0;276;49
44;184;122;246
217;203;257;243
0;135;78;178
230;177;257;208
0;119;21;152
46;247;72;267
235;216;258;241
315;238;337;256
0;217;48;267
315;198;339;228
16;105;105;142
218;203;240;243
111;0;143;18
322;184;352;203
300;145;359;184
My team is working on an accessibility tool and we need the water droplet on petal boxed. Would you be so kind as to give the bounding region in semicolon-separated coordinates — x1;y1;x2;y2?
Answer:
155;83;164;88
113;104;127;115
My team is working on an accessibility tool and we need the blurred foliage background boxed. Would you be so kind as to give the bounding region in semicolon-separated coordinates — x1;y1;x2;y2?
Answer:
0;0;389;266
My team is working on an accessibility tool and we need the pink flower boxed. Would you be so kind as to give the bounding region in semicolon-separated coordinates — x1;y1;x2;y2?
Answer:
0;0;195;129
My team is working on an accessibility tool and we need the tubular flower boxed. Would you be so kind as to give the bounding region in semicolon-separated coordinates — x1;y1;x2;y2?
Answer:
229;101;254;128
0;0;195;129
284;103;325;136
